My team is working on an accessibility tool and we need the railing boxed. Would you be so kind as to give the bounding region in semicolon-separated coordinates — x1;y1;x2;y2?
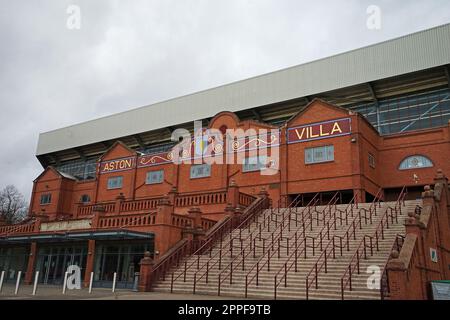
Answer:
175;190;227;207
193;198;273;294
305;235;344;300
98;212;157;228
273;192;344;299
340;186;407;299
242;193;320;297
150;238;204;288
0;222;36;236
120;198;162;213
305;189;383;300
239;192;257;207
77;202;116;216
380;234;405;300
169;195;270;293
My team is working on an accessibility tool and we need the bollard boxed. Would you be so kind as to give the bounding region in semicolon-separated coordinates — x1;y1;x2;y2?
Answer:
0;271;4;293
15;271;22;295
132;272;140;292
112;272;117;293
88;272;94;294
62;272;69;294
32;271;39;296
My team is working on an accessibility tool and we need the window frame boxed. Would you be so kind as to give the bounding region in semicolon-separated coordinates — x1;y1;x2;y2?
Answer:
398;155;433;171
40;194;52;205
146;170;164;185
304;145;334;165
242;155;268;173
368;153;376;169
107;176;124;190
190;164;211;179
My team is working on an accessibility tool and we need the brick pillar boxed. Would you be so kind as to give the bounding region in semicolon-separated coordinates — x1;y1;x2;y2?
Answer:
227;179;239;208
24;242;37;285
433;169;450;280
155;196;173;225
187;207;202;229
168;187;178;206
386;250;409;300
83;240;96;287
138;251;154;292
115;193;125;214
91;210;105;229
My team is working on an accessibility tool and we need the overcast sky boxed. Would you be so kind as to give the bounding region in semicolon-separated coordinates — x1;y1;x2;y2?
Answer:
1;0;450;201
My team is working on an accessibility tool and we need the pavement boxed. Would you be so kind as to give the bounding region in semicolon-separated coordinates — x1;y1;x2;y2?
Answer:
0;283;242;300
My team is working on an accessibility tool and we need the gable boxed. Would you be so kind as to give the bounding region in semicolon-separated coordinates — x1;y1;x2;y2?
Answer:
99;141;137;161
287;99;350;127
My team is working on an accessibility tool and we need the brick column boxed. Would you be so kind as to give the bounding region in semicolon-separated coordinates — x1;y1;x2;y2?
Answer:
386;250;409;300
155;196;173;225
168;187;178;206
227;179;239;208
187;207;202;229
83;240;96;287
24;242;37;285
115;193;125;214
138;251;154;292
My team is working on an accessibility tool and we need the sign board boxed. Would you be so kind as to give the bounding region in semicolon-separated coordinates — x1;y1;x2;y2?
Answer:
430;248;438;263
40;219;92;232
287;118;351;144
99;157;136;174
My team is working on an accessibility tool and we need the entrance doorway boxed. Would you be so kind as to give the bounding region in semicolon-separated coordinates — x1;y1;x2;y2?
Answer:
93;241;153;289
36;244;87;285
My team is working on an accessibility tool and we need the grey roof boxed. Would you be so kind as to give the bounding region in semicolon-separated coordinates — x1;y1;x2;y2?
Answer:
36;23;450;156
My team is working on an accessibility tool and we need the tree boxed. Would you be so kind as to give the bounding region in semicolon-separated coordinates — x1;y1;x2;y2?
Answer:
0;185;28;224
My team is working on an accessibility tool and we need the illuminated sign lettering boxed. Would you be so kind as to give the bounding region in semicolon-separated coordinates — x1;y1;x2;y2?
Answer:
287;118;351;144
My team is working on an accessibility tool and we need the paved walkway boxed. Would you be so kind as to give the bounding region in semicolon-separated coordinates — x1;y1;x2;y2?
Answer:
0;284;242;300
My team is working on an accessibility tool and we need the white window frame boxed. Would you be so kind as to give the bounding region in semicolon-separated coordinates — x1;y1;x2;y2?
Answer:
40;194;52;205
107;176;123;190
146;170;164;185
305;145;334;164
190;164;211;179
399;155;433;170
243;155;268;173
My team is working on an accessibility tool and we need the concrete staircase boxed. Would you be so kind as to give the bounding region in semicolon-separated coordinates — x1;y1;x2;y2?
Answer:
153;198;420;300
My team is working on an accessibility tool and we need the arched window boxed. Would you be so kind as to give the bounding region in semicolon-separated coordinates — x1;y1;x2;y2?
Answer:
399;155;433;170
80;194;91;203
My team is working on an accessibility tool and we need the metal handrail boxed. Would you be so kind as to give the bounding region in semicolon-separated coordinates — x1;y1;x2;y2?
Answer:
194;202;273;293
170;196;269;292
242;193;320;297
216;195;317;295
340;186;407;299
273;192;348;299
380;234;405;300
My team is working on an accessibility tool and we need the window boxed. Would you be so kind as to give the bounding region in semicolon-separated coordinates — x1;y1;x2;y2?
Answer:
368;153;376;168
243;156;268;172
146;170;164;184
399;155;433;170
107;176;123;189
80;194;91;203
190;164;211;179
305;145;334;164
40;194;52;205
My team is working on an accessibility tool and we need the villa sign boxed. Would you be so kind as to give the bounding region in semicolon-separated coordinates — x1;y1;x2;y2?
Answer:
287;118;351;144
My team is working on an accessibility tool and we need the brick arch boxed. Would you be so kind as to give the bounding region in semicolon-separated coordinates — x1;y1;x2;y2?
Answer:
208;111;240;131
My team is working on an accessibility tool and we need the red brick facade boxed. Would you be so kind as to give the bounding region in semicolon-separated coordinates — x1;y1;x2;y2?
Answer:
2;99;450;296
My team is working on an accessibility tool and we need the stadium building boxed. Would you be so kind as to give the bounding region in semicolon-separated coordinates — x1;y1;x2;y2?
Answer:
1;24;450;299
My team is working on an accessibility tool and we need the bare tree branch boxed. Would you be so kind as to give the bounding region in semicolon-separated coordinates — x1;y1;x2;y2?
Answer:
0;185;28;224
